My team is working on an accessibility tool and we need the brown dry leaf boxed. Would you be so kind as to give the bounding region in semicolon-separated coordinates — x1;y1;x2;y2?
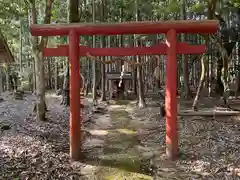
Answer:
1;92;240;179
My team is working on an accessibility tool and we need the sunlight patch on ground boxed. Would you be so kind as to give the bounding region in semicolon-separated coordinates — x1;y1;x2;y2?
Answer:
98;167;153;180
124;106;136;113
116;128;137;135
88;129;137;136
89;129;109;136
108;105;125;110
81;164;99;176
45;93;62;99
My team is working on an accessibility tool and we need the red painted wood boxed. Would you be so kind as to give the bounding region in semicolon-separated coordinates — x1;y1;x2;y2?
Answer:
69;30;81;160
43;43;206;57
165;29;178;160
30;20;218;36
30;19;219;161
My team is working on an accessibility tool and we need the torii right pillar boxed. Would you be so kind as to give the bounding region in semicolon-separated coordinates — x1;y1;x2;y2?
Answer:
165;29;178;160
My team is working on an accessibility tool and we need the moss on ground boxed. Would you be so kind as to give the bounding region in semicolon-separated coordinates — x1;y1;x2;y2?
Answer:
95;109;152;180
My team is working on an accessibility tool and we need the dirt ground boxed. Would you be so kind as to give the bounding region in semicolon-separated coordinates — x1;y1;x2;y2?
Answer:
0;91;240;180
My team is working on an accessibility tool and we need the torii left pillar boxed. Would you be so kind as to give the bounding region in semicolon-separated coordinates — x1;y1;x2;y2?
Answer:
165;29;178;160
69;30;81;160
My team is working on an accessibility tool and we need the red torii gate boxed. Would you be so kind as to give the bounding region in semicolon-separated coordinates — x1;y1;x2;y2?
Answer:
30;20;218;161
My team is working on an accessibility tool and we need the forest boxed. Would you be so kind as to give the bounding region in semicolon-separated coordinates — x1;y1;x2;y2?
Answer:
0;0;240;179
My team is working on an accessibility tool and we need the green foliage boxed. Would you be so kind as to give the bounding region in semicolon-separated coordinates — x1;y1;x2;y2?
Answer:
190;2;206;13
0;0;237;72
229;0;240;7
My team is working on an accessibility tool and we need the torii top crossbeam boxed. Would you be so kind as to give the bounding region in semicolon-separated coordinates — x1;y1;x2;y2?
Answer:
30;20;218;36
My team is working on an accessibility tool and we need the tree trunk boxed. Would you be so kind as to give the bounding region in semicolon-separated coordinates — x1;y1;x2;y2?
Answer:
6;64;10;91
84;37;91;96
47;57;52;89
54;58;58;91
107;37;113;99
20;20;23;72
92;0;97;103
135;0;146;108
84;55;90;96
182;55;191;98
215;52;224;95
100;58;106;101
219;42;235;105
80;73;84;94
235;11;240;97
100;0;106;101
192;0;217;110
208;54;213;96
84;79;89;96
181;0;191;98
137;57;146;108
236;68;240;97
32;60;36;92
0;65;3;94
30;0;54;121
33;51;47;120
62;0;80;106
192;55;207;111
129;35;137;94
61;65;70;105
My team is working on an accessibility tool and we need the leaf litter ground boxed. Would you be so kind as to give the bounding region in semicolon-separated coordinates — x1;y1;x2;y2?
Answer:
0;92;240;180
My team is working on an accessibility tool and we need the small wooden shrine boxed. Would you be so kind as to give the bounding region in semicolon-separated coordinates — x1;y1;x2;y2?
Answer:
106;71;133;99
